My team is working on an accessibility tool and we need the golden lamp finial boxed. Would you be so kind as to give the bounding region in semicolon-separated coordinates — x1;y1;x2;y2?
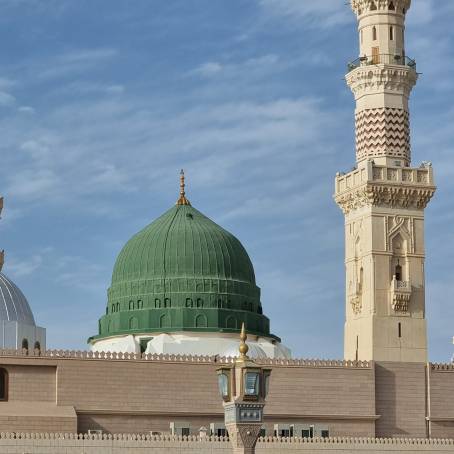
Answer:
239;322;249;359
176;169;191;206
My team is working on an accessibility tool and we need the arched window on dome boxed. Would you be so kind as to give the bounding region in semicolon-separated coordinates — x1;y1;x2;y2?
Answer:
111;304;115;313
196;298;203;308
155;299;161;308
116;303;120;312
0;368;8;401
164;298;171;308
129;301;134;310
185;298;193;308
160;314;171;328
21;338;29;351
226;316;237;330
195;314;208;328
129;317;139;330
137;300;143;309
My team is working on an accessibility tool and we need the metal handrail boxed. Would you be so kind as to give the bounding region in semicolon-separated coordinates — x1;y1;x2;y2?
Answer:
347;53;416;72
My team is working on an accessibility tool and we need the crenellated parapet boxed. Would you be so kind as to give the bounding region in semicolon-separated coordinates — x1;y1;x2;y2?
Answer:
351;0;412;17
335;161;436;215
0;347;371;368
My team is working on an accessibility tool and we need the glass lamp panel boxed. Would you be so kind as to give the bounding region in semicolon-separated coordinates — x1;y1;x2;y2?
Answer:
245;372;260;396
218;373;229;397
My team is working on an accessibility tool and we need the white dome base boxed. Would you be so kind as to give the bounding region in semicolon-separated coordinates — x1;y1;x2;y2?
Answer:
90;331;291;359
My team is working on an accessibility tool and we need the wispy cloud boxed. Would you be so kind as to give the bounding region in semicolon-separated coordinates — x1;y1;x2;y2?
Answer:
259;0;352;28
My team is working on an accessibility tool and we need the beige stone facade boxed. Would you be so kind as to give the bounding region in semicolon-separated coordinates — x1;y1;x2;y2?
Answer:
336;0;436;363
0;351;453;440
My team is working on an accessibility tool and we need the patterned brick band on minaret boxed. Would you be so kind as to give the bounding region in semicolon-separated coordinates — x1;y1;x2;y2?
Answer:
355;108;410;163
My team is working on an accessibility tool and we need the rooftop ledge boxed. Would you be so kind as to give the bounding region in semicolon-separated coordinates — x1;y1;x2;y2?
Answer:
347;53;416;73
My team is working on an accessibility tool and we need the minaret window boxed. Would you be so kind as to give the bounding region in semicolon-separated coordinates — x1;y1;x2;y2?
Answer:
372;26;377;41
395;263;402;281
390;26;394;41
389;2;395;10
22;338;28;350
398;322;402;338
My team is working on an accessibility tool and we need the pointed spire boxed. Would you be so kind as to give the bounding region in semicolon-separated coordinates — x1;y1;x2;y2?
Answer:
239;322;249;359
176;169;191;206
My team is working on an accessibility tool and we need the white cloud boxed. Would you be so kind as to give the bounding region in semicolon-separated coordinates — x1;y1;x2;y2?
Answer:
18;106;35;114
7;254;43;277
259;0;352;28
0;91;16;106
191;62;223;77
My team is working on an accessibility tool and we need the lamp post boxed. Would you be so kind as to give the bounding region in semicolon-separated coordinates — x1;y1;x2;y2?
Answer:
217;324;271;454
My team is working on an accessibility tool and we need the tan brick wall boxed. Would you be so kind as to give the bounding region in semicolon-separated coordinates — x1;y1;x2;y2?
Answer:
0;416;76;433
375;362;427;438
429;366;454;439
3;364;56;402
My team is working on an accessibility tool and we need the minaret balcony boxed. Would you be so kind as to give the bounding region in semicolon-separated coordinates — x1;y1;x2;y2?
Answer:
390;277;412;314
347;54;416;73
335;161;436;214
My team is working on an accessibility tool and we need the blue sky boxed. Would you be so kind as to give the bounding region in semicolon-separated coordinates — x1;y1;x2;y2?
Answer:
0;0;453;361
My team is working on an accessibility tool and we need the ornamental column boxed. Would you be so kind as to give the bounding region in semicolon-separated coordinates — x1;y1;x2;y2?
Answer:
335;0;436;363
217;324;271;454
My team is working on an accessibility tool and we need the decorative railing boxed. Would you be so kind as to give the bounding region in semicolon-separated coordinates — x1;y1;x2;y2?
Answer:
0;432;453;445
347;54;416;72
0;348;371;368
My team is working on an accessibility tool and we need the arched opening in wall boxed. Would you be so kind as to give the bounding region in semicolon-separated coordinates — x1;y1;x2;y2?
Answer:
34;341;41;352
390;26;394;40
370;1;377;11
137;300;143;309
159;314;171;328
155;299;161;308
372;26;377;41
116;303;120;312
391;232;408;282
389;1;395;10
129;301;134;310
195;314;208;328
111;304;115;313
226;316;237;330
21;338;29;351
196;298;203;308
186;298;193;308
129;317;139;330
164;298;171;308
0;368;8;401
398;322;402;338
395;263;403;281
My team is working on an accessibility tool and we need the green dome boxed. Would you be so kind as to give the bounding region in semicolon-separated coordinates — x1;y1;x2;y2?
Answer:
92;203;277;342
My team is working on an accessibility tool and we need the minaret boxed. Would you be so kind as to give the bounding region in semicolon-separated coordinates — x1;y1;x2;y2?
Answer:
335;0;436;362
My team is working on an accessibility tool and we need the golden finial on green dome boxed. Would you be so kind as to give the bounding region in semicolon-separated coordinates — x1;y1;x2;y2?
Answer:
176;169;191;206
239;322;249;359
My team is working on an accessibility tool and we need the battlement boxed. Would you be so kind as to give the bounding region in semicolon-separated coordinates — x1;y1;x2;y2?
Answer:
351;0;411;17
0;348;371;368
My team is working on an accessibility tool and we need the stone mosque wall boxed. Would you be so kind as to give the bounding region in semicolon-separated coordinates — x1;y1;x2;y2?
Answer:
0;350;454;440
1;434;454;454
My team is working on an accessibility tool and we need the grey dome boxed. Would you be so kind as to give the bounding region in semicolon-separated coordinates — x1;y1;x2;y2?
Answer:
0;273;35;325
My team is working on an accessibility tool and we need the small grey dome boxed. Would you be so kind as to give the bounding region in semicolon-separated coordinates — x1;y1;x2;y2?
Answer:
0;273;35;325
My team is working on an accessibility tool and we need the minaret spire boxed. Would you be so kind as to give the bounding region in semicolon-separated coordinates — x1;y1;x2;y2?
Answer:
238;322;249;360
176;169;191;206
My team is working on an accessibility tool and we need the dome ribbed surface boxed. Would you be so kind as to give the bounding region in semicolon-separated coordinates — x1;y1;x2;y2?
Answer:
112;204;256;285
0;273;35;325
92;203;277;342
